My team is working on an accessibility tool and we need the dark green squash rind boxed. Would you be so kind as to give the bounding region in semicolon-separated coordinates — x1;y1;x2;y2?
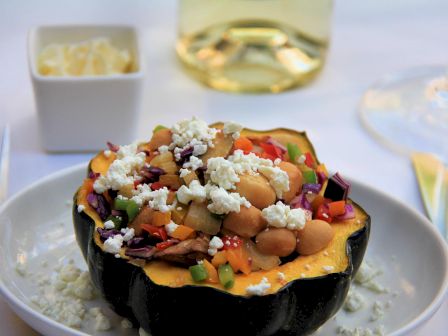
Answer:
73;190;369;336
73;127;370;336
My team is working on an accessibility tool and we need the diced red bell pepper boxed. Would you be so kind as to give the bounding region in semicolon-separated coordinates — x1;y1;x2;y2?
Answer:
151;182;164;190
260;142;283;160
315;204;333;223
141;224;168;241
155;240;177;250
304;152;315;168
221;235;243;250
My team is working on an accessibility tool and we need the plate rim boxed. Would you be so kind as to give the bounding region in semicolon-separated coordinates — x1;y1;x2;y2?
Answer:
0;163;447;336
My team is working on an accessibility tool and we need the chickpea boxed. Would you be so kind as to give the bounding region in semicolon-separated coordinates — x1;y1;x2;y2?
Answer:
296;219;334;255
255;228;297;257
278;161;302;203
149;129;172;151
223;206;267;238
235;174;276;209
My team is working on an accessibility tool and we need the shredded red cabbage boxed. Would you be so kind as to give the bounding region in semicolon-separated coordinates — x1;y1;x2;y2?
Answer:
324;172;351;201
87;192;110;220
302;183;322;194
107;141;120;152
125;247;156;260
97;227;121;241
88;171;100;180
336;204;355;220
127;237;146;248
266;137;287;153
317;171;327;185
175;146;194;166
290;193;312;211
140;166;166;184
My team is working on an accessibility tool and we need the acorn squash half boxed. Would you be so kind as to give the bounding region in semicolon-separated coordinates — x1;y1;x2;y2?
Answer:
73;126;370;336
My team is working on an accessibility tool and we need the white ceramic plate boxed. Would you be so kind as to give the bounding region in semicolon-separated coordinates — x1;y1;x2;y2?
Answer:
0;164;447;336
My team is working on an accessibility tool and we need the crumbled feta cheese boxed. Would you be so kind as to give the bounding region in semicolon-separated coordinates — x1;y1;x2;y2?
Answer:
179;168;191;178
165;221;179;236
30;263;97;329
223;121;243;139
227;149;273;174
277;272;286;281
103;234;124;254
246;277;271;296
77;204;85;213
121;318;133;329
131;185;172;212
206;184;251;215
258;166;290;198
171;117;217;149
177;180;207;204
344;287;365;312
206;157;240;190
94;142;146;193
103;149;112;157
158;145;169;153
183;155;203;171
104;220;115;229
297;154;306;164
274;158;281;166
89;307;111;331
121;227;135;242
59;264;81;282
322;265;335;273
261;201;307;230
192;143;208;156
354;261;382;284
337;326;380;336
208;236;224;256
370;301;386;322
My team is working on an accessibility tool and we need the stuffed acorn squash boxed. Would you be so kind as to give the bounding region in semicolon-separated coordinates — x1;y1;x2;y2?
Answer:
73;118;370;336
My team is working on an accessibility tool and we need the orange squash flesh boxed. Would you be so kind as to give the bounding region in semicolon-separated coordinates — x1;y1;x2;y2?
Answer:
80;125;367;296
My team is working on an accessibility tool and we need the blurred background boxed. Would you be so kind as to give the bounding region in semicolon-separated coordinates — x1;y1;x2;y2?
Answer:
0;0;448;335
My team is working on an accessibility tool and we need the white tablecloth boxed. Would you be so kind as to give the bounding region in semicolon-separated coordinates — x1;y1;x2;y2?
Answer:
0;0;447;335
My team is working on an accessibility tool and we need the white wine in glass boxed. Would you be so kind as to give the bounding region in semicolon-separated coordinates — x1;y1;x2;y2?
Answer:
176;0;333;93
360;65;448;161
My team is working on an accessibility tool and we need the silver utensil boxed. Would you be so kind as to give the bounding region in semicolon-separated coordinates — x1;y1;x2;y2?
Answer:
0;124;10;204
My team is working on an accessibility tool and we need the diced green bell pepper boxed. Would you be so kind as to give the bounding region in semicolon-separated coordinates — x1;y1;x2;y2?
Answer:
218;264;235;289
287;143;302;163
189;264;208;282
303;170;317;184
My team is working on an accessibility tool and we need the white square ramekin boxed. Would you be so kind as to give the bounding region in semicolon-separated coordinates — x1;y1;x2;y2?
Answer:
28;25;145;152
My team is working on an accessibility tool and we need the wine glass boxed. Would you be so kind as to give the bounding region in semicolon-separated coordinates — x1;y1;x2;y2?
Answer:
360;65;448;159
359;65;448;237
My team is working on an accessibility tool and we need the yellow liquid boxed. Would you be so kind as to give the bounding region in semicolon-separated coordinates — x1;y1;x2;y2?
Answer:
177;0;332;93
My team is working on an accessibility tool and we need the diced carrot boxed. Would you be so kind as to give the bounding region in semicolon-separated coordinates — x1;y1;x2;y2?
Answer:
202;259;219;284
226;246;251;275
152;211;171;226
167;191;176;205
212;251;228;268
234;136;253;152
311;194;326;212
170;225;196;240
328;201;346;217
316;164;329;177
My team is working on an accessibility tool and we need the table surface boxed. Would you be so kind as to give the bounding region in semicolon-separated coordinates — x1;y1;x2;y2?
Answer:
1;0;447;335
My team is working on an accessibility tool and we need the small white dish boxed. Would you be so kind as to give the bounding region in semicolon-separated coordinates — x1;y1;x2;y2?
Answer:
0;165;447;336
28;25;145;152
